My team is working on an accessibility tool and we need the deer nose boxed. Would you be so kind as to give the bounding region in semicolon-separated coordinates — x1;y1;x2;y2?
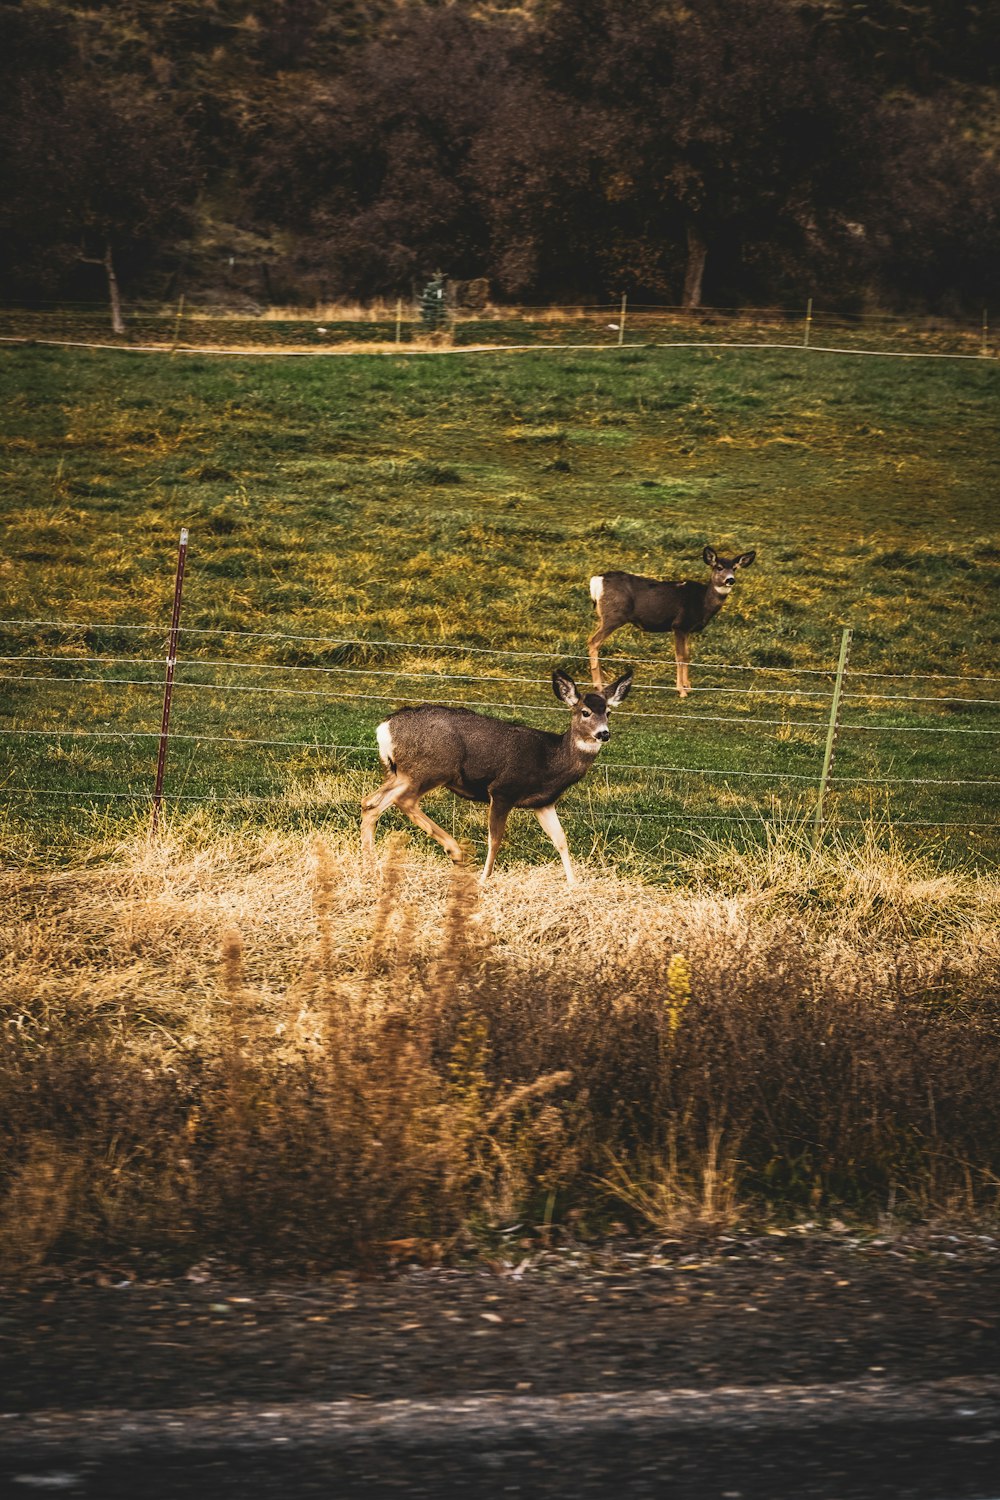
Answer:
596;728;610;742
724;574;735;586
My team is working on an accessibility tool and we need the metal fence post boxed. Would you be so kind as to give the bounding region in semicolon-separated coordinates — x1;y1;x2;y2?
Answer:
150;527;189;835
618;292;627;346
813;626;852;850
803;296;813;348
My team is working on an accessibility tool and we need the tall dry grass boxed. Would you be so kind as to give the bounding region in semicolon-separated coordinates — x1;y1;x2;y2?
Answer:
1;825;998;1276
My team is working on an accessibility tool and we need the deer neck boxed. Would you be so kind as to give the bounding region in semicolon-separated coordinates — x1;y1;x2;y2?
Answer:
559;725;603;778
701;583;730;627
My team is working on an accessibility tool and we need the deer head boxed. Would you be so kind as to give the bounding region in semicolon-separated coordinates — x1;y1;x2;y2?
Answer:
703;545;756;596
552;668;633;748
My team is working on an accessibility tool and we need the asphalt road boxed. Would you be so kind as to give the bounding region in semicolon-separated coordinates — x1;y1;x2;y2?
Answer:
2;1230;997;1498
3;1380;1000;1499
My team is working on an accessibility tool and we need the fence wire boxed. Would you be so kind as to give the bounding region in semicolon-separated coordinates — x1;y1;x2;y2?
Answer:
2;618;998;684
2;724;996;790
2;617;997;845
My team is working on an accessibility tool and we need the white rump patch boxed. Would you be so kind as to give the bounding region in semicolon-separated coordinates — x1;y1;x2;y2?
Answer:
589;575;605;604
375;720;395;768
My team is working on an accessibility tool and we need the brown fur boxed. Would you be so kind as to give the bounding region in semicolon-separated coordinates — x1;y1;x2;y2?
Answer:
361;670;633;884
588;546;756;697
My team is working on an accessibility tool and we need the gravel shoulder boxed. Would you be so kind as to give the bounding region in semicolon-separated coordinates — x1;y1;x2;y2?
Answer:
2;1229;997;1410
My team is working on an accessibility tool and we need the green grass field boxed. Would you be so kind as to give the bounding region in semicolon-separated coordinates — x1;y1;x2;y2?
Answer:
1;340;998;872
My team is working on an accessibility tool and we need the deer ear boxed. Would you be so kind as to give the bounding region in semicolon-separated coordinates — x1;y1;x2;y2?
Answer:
703;545;717;566
604;670;634;708
552;669;580;706
737;550;757;568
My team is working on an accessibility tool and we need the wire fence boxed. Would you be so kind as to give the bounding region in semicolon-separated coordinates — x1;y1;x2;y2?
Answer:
0;297;993;362
2;603;998;859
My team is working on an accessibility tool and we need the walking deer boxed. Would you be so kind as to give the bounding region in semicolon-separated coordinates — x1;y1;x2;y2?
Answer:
361;668;634;886
588;546;756;697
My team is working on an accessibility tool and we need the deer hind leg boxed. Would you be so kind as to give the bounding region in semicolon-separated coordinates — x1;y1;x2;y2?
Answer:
535;804;576;887
481;799;511;884
674;631;692;699
396;791;465;865
361;774;407;859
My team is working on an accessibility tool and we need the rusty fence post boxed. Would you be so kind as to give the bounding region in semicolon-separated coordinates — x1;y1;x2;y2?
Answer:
150;527;189;836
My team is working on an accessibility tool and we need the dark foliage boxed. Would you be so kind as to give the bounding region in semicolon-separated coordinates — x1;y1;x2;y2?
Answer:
0;0;996;310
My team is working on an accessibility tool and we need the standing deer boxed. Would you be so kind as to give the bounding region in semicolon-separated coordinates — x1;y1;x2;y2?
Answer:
361;668;634;886
588;545;756;697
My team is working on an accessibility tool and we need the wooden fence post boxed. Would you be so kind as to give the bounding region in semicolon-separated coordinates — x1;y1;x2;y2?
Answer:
803;296;813;348
171;294;185;352
618;292;627;346
150;528;189;836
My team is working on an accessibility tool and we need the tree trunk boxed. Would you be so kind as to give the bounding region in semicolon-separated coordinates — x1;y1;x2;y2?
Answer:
681;224;707;309
104;240;125;334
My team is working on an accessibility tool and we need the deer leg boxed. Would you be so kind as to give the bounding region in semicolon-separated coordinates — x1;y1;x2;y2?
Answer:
535;805;576;887
397;793;465;865
361;775;406;859
587;621;616;688
481;799;511;884
674;631;691;699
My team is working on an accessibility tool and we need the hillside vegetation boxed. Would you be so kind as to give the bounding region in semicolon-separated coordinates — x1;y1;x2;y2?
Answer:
1;0;998;311
2;336;999;1270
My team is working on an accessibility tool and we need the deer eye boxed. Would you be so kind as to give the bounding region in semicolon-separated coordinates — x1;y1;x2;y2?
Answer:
581;709;592;718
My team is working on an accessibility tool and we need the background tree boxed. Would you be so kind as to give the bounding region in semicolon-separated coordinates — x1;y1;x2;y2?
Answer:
0;74;201;328
534;0;884;307
0;0;997;311
248;8;511;297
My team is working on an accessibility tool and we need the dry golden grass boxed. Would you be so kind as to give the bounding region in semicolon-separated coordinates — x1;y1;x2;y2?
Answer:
5;824;994;1036
1;825;998;1276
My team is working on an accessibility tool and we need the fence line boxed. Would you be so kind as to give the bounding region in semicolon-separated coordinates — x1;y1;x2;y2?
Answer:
3;607;997;843
2;724;995;790
3;652;997;708
1;298;986;324
2;618;997;685
4;787;993;833
6;669;1000;739
0;672;832;729
2;333;995;365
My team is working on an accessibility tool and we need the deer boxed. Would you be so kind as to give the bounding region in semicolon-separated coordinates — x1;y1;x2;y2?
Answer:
588;545;756;698
361;668;634;887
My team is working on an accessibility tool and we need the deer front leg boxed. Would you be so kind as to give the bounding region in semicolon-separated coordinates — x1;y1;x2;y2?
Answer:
674;631;691;699
587;621;613;688
481;798;511;884
535;804;576;887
